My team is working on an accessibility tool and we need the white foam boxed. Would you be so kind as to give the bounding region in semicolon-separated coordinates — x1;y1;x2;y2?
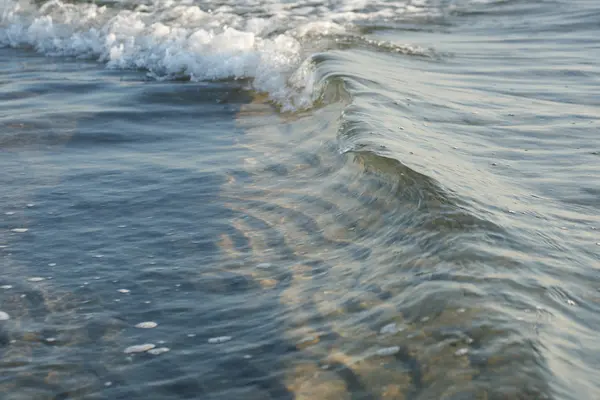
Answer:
148;347;170;355
0;0;312;109
124;343;155;353
208;335;232;344
455;348;469;356
135;321;158;329
375;346;400;356
0;0;440;110
0;311;10;320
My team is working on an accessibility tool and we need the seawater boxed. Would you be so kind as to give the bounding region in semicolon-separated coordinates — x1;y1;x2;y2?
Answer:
1;0;599;399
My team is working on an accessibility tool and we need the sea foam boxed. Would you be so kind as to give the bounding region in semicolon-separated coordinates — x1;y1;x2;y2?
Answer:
0;0;439;109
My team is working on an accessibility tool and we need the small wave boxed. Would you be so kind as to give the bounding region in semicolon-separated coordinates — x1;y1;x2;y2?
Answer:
0;0;443;110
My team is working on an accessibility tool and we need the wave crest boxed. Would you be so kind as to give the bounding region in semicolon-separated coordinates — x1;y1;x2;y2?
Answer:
0;0;439;110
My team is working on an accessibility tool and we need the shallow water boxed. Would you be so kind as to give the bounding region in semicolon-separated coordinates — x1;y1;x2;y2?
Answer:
1;0;599;399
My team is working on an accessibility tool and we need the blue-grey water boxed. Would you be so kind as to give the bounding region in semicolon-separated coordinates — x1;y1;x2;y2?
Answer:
1;0;599;399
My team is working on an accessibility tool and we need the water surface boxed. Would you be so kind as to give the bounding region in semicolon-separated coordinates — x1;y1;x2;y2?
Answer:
1;0;599;399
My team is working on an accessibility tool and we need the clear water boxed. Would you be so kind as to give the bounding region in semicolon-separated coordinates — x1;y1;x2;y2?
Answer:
1;0;599;399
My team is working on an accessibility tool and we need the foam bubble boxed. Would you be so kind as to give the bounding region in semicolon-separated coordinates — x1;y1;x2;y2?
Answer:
208;336;232;344
0;311;10;320
124;343;155;353
376;346;400;356
135;321;158;329
148;347;170;355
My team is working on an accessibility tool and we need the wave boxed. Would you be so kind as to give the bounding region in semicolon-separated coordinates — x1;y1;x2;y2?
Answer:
0;0;440;110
